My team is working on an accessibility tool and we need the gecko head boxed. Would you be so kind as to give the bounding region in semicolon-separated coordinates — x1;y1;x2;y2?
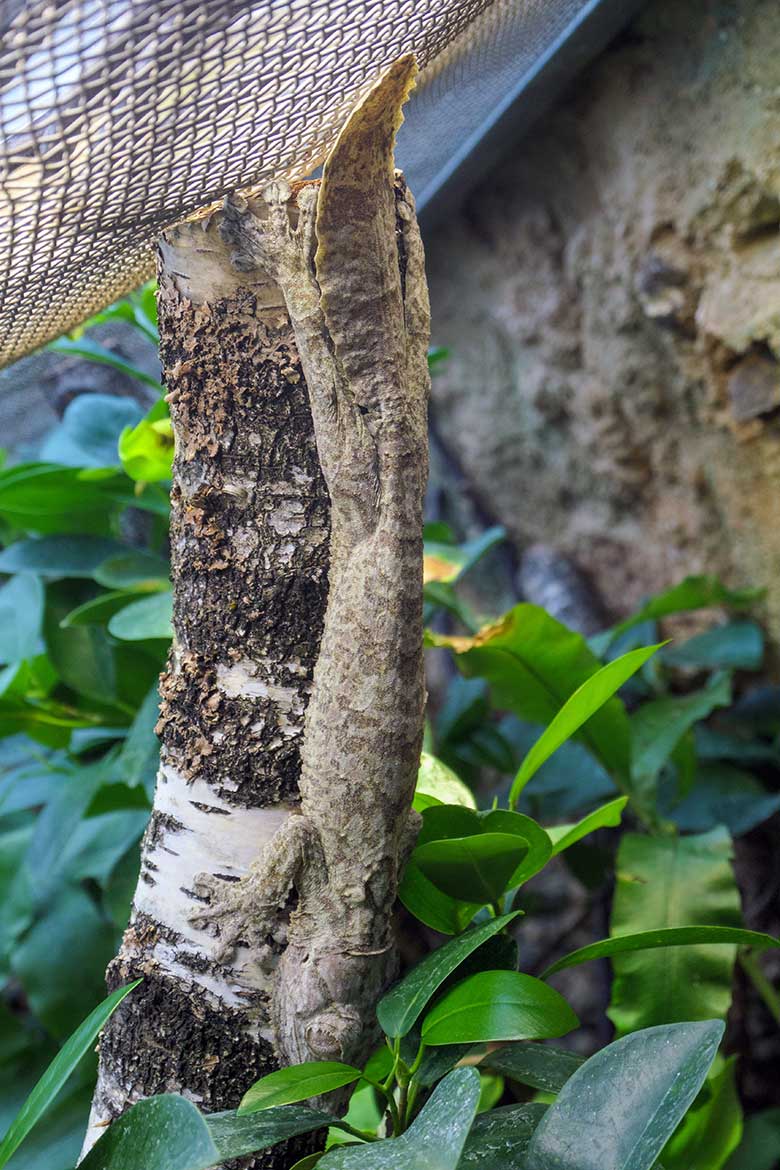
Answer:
304;1006;363;1062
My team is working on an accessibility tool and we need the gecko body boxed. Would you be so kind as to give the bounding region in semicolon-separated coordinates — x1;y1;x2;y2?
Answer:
191;57;429;1067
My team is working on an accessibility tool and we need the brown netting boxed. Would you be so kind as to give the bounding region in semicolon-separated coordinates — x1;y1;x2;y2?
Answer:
1;0;585;367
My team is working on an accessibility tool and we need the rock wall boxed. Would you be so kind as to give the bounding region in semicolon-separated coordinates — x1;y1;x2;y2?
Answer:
425;0;780;642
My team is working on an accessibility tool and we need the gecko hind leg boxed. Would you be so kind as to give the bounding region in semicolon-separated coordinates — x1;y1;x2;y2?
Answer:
189;814;313;964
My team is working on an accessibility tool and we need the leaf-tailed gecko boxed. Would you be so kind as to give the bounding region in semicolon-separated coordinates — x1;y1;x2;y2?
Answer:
191;56;429;1068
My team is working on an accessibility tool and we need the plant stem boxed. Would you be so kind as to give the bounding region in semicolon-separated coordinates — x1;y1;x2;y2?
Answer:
740;949;780;1027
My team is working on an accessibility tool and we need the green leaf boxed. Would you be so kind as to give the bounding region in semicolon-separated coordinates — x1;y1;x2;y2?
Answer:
40;395;143;468
397;859;480;935
47;337;163;389
43;582;118;703
662;1058;742;1170
79;1095;334;1170
541;926;780;979
414;833;529;904
630;673;732;817
376;912;521;1037
479;809;553;886
596;576;764;654
318;1067;480;1170
607;830;743;1035
0;536;125;578
423;527;505;586
94;551;170;592
119;411;174;483
60;591;136;628
78;1094;218;1170
484;1041;584;1092
510;645;661;805
663;763;780;837
239;1062;362;1113
12;886;118;1037
525;1020;723;1170
663;621;764;671
116;682;160;791
420;970;578;1045
547;797;628;856
108;592;173;640
0;464;134;536
458;1103;547;1168
414;753;476;811
430;605;633;786
0;980;140;1170
725;1107;780;1170
207;1105;335;1163
0;575;43;664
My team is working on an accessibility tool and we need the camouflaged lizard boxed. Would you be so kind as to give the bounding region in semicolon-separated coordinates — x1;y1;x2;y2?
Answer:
190;56;429;1068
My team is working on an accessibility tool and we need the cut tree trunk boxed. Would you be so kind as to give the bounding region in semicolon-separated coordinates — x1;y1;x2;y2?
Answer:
81;210;330;1168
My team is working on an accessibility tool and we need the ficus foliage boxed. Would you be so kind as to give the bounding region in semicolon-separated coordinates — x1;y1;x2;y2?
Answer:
0;294;778;1168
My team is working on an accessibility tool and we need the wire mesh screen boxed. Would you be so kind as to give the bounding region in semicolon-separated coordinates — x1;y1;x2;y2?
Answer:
1;0;593;367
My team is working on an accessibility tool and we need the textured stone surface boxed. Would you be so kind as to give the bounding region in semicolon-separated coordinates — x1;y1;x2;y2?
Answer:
425;0;780;641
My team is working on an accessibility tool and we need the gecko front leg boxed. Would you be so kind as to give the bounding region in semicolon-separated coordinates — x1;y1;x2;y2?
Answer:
190;814;317;965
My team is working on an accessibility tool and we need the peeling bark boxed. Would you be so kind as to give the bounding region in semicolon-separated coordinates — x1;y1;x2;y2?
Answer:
82;211;330;1168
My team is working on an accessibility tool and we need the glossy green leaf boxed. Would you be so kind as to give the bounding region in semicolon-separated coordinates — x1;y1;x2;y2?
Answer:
0;536;124;578
289;1156;324;1170
547;797;628;856
607;830;743;1035
479;809;553;886
484;1041;584;1092
398;858;480;935
542;925;780;979
415;833;529;903
47;337;163;389
510;645;661;805
414;753;476;811
525;1020;724;1170
630;673;732;817
376;912;521;1037
108;591;173;640
239;1062;362;1113
421;970;578;1046
0;979;140;1169
662;1057;742;1170
207;1105;335;1162
430;605;633;786
415;1043;472;1088
319;1067;480;1170
78;1094;217;1170
458;1103;547;1168
79;1094;333;1170
0;575;43;664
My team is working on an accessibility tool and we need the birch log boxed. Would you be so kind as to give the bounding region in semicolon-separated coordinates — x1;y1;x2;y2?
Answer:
81;208;330;1168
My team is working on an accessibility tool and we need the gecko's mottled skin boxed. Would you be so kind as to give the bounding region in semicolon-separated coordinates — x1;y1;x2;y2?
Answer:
191;57;429;1067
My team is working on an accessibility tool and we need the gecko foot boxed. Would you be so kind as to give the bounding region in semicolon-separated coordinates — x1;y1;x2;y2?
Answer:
189;870;277;964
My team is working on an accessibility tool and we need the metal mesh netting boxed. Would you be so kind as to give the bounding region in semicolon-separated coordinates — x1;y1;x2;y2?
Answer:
1;0;592;367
